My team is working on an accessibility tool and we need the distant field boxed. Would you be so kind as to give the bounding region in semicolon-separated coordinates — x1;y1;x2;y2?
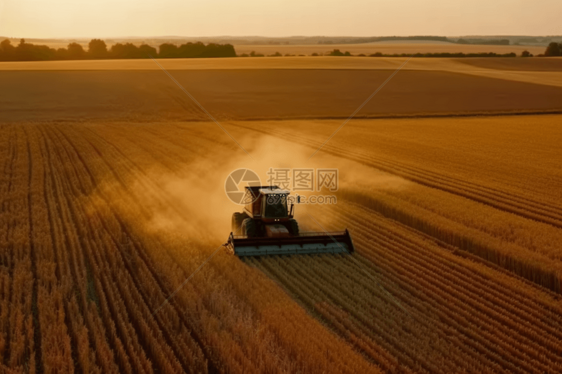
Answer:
2;59;562;123
2;56;561;90
455;57;562;71
233;42;545;56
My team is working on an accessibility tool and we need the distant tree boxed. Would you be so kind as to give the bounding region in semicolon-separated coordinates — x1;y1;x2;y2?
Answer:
479;39;510;45
110;43;142;59
370;52;383;57
328;49;344;56
269;52;282;57
67;43;85;59
521;50;532;57
109;43;123;58
200;43;236;58
544;42;561;56
327;49;351;56
88;39;107;58
55;48;68;60
177;42;206;58
518;38;539;44
138;44;157;57
14;39;30;60
0;39;11;49
311;52;319;56
14;39;57;61
158;43;179;58
0;39;16;60
456;38;469;44
1;38;236;61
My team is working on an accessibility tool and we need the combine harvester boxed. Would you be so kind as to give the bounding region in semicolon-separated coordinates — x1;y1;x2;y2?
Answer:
226;186;355;256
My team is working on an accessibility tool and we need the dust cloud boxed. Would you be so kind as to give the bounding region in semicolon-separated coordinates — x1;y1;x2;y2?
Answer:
105;128;411;244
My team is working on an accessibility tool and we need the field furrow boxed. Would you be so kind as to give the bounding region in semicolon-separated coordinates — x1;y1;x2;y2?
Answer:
2;116;560;373
333;203;562;326
243;191;562;373
53;126;209;373
241;124;562;226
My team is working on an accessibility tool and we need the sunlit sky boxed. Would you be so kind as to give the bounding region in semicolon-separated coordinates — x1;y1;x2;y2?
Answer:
1;0;560;38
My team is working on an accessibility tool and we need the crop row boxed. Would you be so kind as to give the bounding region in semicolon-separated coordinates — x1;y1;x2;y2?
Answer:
47;124;210;373
341;188;562;293
198;123;562;293
245;202;562;373
0;123;381;373
242;122;562;227
234;123;562;293
78;122;379;374
0;126;37;373
4;120;560;373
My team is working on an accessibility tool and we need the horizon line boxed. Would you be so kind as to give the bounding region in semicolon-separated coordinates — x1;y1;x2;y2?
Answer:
1;34;561;41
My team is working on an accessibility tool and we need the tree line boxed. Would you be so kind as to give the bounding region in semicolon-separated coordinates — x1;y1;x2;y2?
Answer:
318;35;450;44
456;39;510;45
0;38;237;61
2;37;560;61
325;49;520;57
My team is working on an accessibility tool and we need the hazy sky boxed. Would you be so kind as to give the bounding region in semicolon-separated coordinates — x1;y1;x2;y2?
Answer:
1;0;560;38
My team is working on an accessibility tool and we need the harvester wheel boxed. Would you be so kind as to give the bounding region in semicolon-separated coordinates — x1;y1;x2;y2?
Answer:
287;219;300;236
232;212;247;235
241;218;257;237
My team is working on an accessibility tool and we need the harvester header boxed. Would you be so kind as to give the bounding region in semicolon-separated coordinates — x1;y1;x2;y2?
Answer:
226;186;355;256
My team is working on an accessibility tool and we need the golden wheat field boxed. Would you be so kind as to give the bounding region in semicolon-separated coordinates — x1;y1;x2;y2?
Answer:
1;57;562;373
